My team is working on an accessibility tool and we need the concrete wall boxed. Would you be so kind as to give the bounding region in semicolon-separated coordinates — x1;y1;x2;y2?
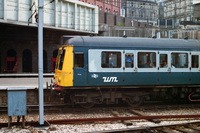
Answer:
0;0;99;34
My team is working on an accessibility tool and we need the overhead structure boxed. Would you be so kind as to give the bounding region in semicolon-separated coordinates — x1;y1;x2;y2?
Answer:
38;0;44;125
0;0;98;34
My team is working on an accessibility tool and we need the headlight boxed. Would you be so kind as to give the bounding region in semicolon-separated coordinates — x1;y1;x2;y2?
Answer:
58;77;61;82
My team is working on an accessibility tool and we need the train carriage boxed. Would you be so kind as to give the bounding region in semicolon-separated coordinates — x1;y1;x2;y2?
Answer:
52;36;200;108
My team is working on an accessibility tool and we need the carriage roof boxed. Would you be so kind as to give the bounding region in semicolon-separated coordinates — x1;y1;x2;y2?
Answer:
62;36;200;51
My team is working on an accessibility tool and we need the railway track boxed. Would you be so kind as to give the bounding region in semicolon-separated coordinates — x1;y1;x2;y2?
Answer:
102;121;200;133
0;114;200;132
0;103;200;132
1;107;200;127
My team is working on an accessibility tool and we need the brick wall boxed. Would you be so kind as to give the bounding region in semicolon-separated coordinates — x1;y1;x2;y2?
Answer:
99;11;154;28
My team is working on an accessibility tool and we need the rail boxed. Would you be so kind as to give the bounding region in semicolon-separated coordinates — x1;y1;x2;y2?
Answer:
0;114;200;128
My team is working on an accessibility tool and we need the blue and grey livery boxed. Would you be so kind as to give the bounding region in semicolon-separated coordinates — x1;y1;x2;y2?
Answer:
53;36;200;107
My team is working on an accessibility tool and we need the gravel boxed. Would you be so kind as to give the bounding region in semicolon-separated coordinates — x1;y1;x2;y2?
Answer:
0;107;200;133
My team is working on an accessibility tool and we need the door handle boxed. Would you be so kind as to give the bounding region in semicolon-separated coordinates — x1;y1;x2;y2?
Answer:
134;68;138;72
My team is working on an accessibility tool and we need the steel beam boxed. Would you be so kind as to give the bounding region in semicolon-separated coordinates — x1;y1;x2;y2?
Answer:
38;0;44;125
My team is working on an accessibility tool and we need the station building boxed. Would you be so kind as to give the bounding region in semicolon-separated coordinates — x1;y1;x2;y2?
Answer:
79;0;121;15
0;0;159;74
0;0;98;73
125;0;158;27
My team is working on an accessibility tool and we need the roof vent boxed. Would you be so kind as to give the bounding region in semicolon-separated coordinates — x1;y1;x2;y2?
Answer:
184;36;188;40
152;36;156;39
123;35;127;38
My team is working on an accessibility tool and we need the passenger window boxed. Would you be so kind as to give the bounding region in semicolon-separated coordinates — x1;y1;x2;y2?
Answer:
160;54;168;68
58;50;65;70
75;53;84;68
138;52;156;68
125;53;134;68
192;55;199;68
101;52;121;68
171;53;188;68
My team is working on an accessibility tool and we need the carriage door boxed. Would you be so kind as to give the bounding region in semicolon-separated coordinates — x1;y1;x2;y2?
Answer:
74;52;88;86
123;50;136;85
190;52;200;84
158;51;170;85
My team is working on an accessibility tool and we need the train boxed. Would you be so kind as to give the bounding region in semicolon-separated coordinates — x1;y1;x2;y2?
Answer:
51;36;200;108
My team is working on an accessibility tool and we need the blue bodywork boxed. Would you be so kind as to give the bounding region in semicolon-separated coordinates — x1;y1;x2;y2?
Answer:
64;36;200;87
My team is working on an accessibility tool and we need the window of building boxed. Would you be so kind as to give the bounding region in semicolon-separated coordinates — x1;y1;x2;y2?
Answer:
131;2;134;7
101;52;121;68
153;13;155;19
138;52;156;68
160;54;168;68
125;53;134;68
192;55;199;68
132;11;134;17
75;53;84;68
171;53;188;68
139;11;144;18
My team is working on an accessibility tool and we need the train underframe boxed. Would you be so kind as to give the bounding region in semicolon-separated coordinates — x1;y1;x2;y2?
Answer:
0;86;200;107
52;85;200;108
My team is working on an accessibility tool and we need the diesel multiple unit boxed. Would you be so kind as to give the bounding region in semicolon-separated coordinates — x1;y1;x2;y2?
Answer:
52;36;200;108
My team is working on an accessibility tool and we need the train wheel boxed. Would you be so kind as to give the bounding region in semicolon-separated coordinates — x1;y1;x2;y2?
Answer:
126;96;143;107
79;103;95;109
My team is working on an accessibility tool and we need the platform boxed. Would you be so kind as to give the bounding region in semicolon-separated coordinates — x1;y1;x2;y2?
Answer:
0;73;53;90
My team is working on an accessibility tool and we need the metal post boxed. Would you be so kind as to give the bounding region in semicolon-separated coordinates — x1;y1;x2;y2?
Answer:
38;0;44;125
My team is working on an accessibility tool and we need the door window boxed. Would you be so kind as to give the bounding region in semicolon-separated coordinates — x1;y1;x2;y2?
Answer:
191;55;199;68
125;53;134;68
160;54;168;68
75;53;84;68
